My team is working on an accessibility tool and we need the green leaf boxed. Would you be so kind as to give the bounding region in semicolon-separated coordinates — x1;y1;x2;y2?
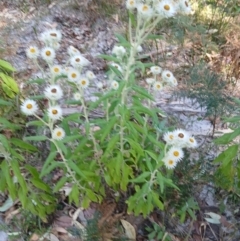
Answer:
40;161;64;177
62;135;82;143
152;191;164;210
100;116;117;142
126;138;144;156
0;197;14;212
68;160;87;179
223;116;240;123
146;34;164;40
26;120;44;127
108;65;122;77
0;99;12;106
86;189;98;202
25;165;40;177
132;85;154;101
18;187;27;208
214;127;240;144
53;176;68;193
10;138;38;152
213;144;238;167
24;135;48;141
1;160;17;199
0;59;15;72
69;184;79;205
131;172;151;183
0;72;19;93
40;151;57;178
101;134;120;159
26;78;45;84
11;160;28;192
98;54;120;63
0;134;10;150
31;178;51;192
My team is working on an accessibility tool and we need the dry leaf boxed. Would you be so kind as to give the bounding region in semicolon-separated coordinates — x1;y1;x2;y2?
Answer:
40;233;59;241
53;227;68;234
30;233;40;241
120;219;136;241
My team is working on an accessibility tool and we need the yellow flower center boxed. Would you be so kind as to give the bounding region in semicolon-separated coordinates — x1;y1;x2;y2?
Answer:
190;138;194;143
75;58;80;62
130;0;134;5
143;5;148;11
50;33;57;37
169;134;173;140
178;133;184;138
168;160;174;165
30;48;36;53
156;84;161;89
57;131;62;137
46;50;51;56
166;73;171;77
51;88;57;93
26;104;33;109
54;67;59;72
173;151;179;157
81;80;86;85
52;110;58;115
71;73;77;78
164;5;170;11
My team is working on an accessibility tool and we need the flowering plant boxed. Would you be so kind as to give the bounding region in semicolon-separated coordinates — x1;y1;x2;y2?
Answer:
0;0;197;219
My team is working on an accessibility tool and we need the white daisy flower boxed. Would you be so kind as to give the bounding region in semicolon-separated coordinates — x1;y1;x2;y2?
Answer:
41;47;55;62
51;42;60;50
67;46;81;57
137;4;153;19
173;129;190;147
26;46;39;59
163;131;175;145
67;69;80;82
167;146;184;162
73;92;81;101
163;156;177;169
112;45;126;58
40;29;62;45
161;70;175;83
78;76;89;89
44;85;63;101
187;136;198;148
70;55;90;68
110;63;123;73
48;106;63;120
111;81;119;90
146;78;155;85
168;78;178;87
178;0;192;15
21;99;38;116
156;0;176;18
153;81;163;91
126;0;137;10
96;82;103;89
52;127;65;140
86;70;96;80
150;66;162;75
51;65;62;76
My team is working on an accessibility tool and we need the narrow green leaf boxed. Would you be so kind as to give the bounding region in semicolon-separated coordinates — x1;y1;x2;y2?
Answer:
26;78;45;84
132;85;154;101
10;138;38;152
0;72;19;93
152;191;164;210
40;151;57;178
0;59;16;72
69;184;79;205
213;144;238;167
0;99;12;106
98;54;120;62
26;120;44;127
24;135;48;141
11;160;28;192
100;116;117;142
31;178;51;192
53;176;68;193
214;127;240;144
131;172;151;183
